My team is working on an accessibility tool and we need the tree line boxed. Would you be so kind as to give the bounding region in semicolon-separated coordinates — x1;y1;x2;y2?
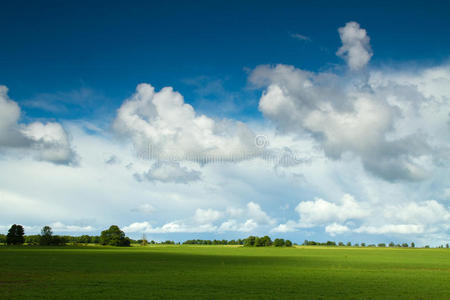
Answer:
2;224;449;249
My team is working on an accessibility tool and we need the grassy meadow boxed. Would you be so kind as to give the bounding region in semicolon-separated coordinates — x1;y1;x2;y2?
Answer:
1;245;449;299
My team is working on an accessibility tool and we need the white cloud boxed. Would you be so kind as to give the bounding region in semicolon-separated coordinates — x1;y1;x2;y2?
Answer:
336;21;372;70
291;33;311;42
113;83;258;162
354;224;425;235
134;161;201;184
194;208;222;224
0;86;76;164
295;194;368;226
325;223;350;236
250;61;446;181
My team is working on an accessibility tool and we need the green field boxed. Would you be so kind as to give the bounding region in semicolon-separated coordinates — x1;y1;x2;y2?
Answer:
1;245;449;299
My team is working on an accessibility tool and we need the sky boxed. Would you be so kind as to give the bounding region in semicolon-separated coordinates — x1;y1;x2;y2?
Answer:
0;0;449;246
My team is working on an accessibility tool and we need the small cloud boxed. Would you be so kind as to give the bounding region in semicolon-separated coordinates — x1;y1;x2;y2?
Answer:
291;33;311;42
131;203;156;214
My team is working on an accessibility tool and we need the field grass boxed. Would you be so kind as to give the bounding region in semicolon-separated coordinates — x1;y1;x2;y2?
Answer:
1;245;449;299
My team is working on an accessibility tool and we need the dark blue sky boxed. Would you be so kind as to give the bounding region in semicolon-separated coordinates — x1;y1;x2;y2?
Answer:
1;0;449;121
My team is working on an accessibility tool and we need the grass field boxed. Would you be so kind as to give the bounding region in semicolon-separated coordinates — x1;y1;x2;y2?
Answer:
1;245;449;299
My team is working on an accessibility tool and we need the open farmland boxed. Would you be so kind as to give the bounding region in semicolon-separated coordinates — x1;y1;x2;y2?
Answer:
1;245;449;299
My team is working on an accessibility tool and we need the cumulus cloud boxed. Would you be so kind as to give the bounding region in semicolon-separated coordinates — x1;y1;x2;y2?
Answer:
250;60;447;181
325;223;350;236
354;224;425;235
134;161;201;184
0;86;76;164
113;83;258;163
295;194;368;226
336;21;372;70
124;201;275;234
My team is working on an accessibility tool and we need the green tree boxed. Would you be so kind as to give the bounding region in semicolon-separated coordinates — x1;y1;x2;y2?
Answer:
285;240;293;247
274;238;285;247
100;225;130;247
6;224;25;245
39;226;53;246
244;236;256;247
361;243;366;247
0;234;6;244
25;235;40;245
377;243;386;247
346;242;351;247
446;243;449;249
401;243;409;248
411;242;415;248
338;241;344;246
389;241;395;247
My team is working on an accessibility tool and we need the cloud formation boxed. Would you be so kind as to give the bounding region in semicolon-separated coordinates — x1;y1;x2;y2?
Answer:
336;21;372;70
0;86;76;164
113;83;258;163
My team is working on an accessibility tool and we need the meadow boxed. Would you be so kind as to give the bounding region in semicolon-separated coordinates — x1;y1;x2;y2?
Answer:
1;245;449;299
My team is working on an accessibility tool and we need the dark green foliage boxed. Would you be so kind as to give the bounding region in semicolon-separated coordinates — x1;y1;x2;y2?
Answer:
39;226;67;246
274;238;285;247
25;235;40;245
411;242;415;248
6;224;25;245
338;241;344;246
402;243;409;248
285;240;292;247
100;225;131;247
0;234;6;244
346;242;351;247
243;236;256;247
378;243;386;247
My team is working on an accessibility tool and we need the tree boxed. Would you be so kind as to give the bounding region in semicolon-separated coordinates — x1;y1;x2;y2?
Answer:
285;240;293;247
0;234;6;244
401;243;409;248
389;242;395;247
274;238;285;247
338;242;344;246
6;224;25;245
25;235;40;245
378;243;386;247
346;242;351;247
411;242;415;248
361;243;366;247
446;243;449;249
39;226;53;246
100;225;130;247
244;236;256;247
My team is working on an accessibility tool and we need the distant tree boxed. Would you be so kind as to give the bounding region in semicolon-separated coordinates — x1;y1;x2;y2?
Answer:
401;243;409;248
338;242;344;246
411;242;415;248
259;236;272;247
141;234;148;246
25;235;40;245
346;242;351;247
425;245;430;248
244;236;256;247
361;243;366;247
39;226;53;246
354;243;359;247
6;224;25;245
389;242;395;247
285;240;292;247
326;241;336;246
377;243;386;247
0;234;6;244
446;243;449;249
274;238;285;247
100;225;131;247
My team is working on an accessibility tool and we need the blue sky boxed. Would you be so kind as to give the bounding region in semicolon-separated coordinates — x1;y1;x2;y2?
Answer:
0;1;449;245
